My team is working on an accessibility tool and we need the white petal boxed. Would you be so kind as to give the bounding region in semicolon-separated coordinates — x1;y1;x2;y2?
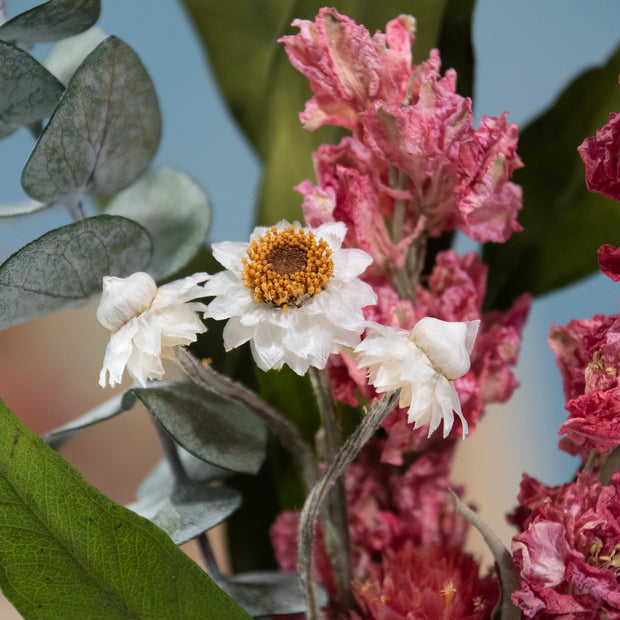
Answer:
212;241;249;275
411;317;480;379
314;221;347;251
153;272;208;307
332;248;373;281
98;321;138;387
251;323;286;371
97;272;157;331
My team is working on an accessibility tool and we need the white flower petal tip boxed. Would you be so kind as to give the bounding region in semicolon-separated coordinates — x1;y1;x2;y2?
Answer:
97;272;209;388
206;220;375;375
354;318;480;439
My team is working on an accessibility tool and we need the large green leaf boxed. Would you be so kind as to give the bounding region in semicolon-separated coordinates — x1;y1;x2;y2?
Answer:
0;41;64;139
0;0;100;48
106;167;212;281
0;214;152;329
22;36;161;204
0;396;250;619
483;45;620;309
132;381;267;475
182;0;448;226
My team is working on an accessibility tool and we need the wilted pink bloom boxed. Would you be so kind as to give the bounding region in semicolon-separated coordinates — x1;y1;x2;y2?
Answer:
511;472;620;619
548;314;620;402
578;111;620;202
279;9;416;132
549;307;620;455
598;244;620;281
350;542;499;620
561;387;620;454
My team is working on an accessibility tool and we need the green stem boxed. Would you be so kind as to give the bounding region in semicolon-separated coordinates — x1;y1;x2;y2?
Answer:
309;367;354;613
297;391;400;619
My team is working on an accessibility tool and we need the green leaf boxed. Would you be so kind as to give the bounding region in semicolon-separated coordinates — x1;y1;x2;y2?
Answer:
0;40;64;139
42;392;136;450
0;396;251;620
483;44;620;309
216;572;328;616
182;0;449;226
0;199;50;217
0;0;101;48
106;167;212;281
0;214;152;329
436;0;475;99
132;381;267;475
21;36;161;204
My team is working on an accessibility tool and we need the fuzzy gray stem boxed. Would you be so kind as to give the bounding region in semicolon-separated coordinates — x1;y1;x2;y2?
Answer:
297;391;399;619
309;367;354;613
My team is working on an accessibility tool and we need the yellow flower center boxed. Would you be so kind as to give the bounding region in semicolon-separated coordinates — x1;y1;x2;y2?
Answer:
241;225;334;311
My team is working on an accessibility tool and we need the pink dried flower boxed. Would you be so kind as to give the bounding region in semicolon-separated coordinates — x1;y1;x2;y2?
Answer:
578;110;620;202
598;244;620;282
279;9;416;132
511;472;620;618
350;542;499;620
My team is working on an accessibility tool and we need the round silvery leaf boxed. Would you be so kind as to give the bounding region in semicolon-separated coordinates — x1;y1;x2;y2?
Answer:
0;214;152;329
0;41;64;139
132;381;267;475
0;0;101;48
22;36;161;204
44;25;107;85
106;167;212;281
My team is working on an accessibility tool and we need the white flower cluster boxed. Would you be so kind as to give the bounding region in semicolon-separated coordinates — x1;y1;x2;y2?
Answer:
96;221;479;439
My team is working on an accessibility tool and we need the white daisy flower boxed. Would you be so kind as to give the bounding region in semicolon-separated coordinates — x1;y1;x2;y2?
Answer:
204;220;376;375
97;271;208;388
354;317;480;438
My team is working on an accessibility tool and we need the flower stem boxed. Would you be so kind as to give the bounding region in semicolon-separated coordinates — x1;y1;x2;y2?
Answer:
309;367;354;613
175;347;318;492
152;418;189;485
297;390;400;619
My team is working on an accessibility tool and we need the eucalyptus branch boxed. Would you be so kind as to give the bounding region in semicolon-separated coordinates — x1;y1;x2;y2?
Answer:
309;367;354;613
297;390;400;619
152;418;189;485
175;346;318;492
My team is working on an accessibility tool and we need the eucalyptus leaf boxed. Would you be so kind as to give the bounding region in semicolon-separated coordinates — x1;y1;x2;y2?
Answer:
44;24;107;85
137;448;233;501
0;199;49;217
42;391;136;450
217;572;329;617
22;36;161;204
0;0;100;48
132;381;267;475
0;396;251;620
182;0;449;226
483;44;620;309
0;214;152;329
106;167;212;280
0;40;64;139
127;484;241;546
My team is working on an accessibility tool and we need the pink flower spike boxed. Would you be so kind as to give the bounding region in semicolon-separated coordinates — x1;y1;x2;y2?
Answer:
279;8;415;132
598;243;620;281
578;111;620;201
